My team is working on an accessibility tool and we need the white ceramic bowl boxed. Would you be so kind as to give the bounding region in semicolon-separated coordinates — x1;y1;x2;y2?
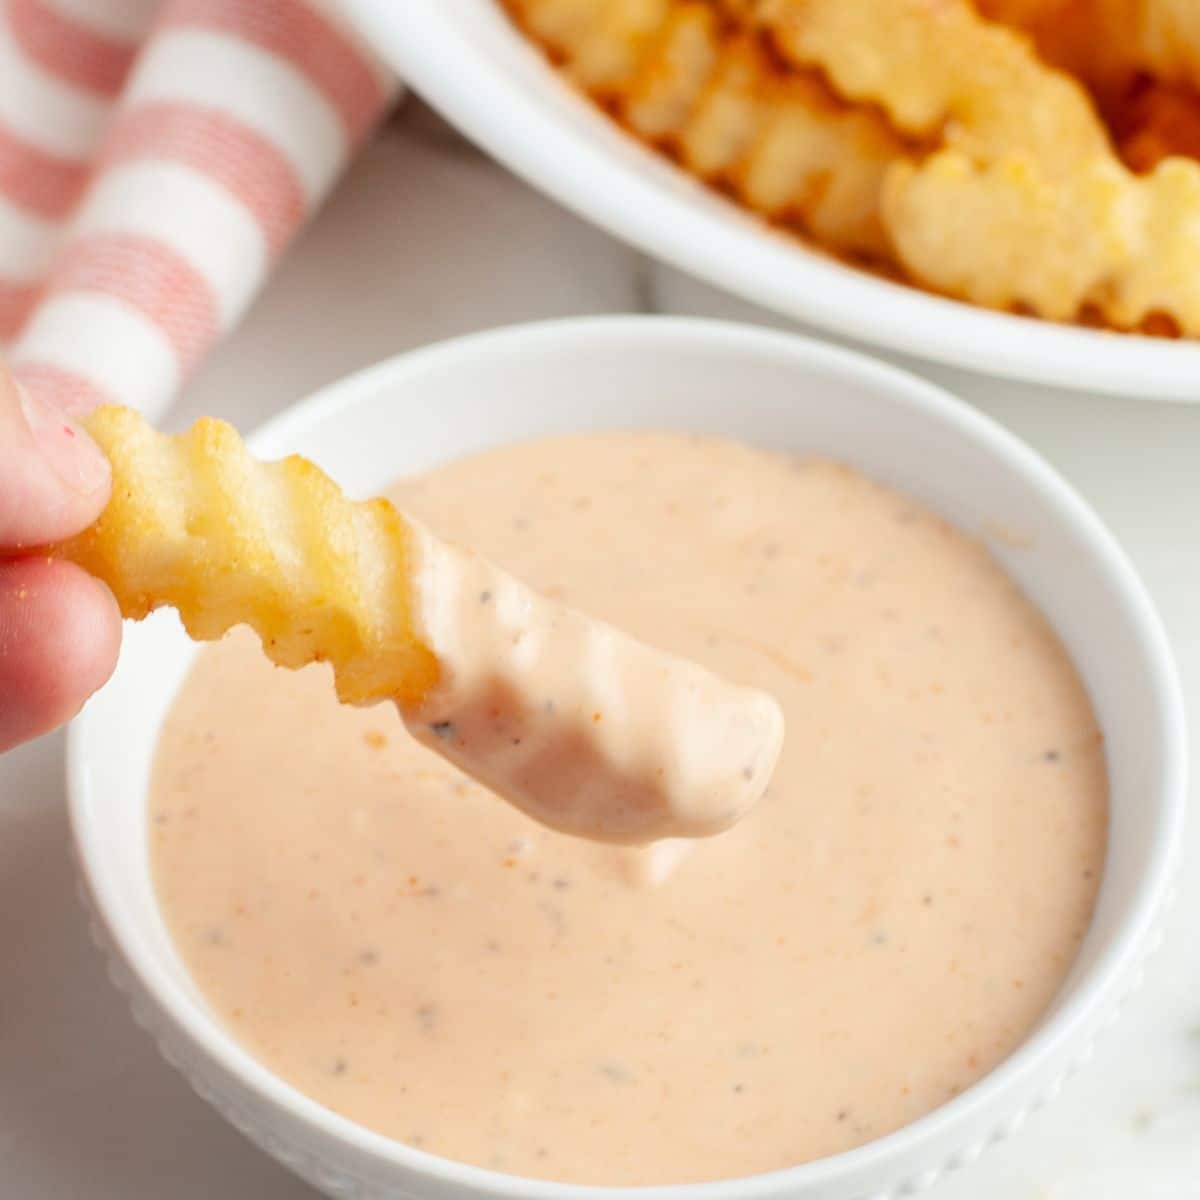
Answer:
338;0;1200;401
69;318;1185;1199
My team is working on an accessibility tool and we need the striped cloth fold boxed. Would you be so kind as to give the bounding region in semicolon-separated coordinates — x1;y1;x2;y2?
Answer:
0;0;399;420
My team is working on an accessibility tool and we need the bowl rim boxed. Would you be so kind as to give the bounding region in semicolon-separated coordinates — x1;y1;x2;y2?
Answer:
337;0;1200;401
69;317;1188;1198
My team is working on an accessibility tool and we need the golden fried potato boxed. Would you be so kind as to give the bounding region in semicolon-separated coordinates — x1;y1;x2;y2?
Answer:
503;0;909;259
511;0;672;92
750;0;1108;164
54;406;438;707
978;0;1200;92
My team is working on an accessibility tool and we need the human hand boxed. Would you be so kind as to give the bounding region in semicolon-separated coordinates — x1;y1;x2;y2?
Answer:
0;367;121;752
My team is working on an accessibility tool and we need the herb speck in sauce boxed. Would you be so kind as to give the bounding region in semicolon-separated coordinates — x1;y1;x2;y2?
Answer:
599;1062;633;1084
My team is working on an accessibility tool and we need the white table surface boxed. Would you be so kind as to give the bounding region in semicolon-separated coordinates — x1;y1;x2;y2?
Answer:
2;102;1199;1200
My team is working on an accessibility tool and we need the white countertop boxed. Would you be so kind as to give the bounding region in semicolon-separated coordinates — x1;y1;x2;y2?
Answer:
2;102;1198;1200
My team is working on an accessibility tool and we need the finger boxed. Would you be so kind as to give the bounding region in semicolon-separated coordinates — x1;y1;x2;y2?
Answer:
0;369;111;550
0;557;121;752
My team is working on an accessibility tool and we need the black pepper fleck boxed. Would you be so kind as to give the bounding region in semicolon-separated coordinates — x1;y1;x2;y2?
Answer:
429;721;456;741
479;590;493;604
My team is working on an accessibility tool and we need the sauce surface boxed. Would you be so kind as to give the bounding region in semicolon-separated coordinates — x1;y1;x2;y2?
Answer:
151;434;1107;1186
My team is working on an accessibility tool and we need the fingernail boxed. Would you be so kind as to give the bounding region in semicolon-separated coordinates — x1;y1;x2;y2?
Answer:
18;384;110;496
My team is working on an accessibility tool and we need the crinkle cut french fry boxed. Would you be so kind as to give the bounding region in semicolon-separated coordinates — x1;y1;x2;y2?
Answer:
54;406;786;845
749;0;1109;164
502;0;909;259
54;406;439;707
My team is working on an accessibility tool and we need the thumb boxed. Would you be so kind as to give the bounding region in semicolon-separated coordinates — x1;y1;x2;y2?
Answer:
0;369;111;550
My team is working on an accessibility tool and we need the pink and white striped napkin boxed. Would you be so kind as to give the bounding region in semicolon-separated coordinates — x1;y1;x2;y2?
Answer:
0;0;398;421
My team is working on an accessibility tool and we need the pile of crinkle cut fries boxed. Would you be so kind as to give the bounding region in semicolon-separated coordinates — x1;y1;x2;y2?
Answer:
504;0;1200;337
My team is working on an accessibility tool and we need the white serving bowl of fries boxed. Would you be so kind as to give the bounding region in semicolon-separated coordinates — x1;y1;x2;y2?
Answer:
339;0;1200;401
68;318;1184;1198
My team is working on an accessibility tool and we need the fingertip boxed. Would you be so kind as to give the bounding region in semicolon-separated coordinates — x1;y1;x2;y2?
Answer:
0;376;112;547
0;558;121;752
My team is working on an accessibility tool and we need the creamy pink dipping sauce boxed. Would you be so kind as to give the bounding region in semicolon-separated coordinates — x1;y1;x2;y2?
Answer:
151;434;1108;1187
